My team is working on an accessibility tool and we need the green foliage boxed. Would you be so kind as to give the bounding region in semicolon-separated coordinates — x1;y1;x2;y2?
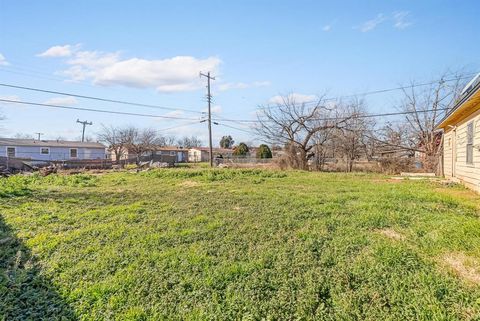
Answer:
233;142;249;156
1;170;480;319
256;144;273;159
220;135;235;149
0;175;32;198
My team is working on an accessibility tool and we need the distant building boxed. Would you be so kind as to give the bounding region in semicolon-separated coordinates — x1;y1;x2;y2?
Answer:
436;73;480;192
188;147;234;162
110;146;188;163
154;146;188;163
0;138;107;161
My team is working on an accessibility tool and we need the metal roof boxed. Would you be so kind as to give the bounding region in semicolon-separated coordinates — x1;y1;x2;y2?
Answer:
436;75;480;129
0;138;106;148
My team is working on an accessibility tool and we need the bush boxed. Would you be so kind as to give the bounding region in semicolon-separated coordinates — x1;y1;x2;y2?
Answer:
256;144;272;159
378;157;415;174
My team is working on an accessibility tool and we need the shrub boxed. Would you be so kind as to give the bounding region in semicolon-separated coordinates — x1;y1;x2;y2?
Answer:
256;144;272;159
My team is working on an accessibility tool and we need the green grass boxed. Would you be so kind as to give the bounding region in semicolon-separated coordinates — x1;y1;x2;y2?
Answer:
1;169;480;320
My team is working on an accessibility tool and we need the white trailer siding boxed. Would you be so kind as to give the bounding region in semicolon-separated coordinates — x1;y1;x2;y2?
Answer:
0;139;107;161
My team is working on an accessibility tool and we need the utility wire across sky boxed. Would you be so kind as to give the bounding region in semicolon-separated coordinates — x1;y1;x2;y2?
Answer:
0;83;204;114
0;99;201;121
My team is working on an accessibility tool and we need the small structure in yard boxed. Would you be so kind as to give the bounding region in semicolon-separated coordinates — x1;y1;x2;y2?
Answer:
436;73;480;192
0;138;107;162
154;146;188;163
188;147;234;162
111;146;188;164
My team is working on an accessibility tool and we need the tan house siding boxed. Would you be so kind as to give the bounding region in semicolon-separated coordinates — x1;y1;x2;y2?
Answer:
442;107;480;192
443;130;453;177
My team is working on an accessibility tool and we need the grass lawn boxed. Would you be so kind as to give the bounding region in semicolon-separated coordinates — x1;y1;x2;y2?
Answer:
1;169;480;320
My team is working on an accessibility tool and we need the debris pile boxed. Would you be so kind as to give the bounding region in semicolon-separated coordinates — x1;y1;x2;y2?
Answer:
0;165;12;177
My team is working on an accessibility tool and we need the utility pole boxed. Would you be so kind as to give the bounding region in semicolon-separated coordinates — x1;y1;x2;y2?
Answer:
76;119;93;142
35;132;43;140
200;71;215;167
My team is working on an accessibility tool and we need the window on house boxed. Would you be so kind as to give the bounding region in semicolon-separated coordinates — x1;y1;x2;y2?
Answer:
466;121;474;164
6;147;15;158
170;151;176;156
40;147;50;155
70;148;78;158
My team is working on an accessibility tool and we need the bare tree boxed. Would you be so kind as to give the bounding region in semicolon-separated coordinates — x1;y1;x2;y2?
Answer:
97;125;130;163
124;127;162;164
335;99;375;172
14;133;35;139
162;136;177;146
177;136;202;148
398;71;467;172
255;94;348;169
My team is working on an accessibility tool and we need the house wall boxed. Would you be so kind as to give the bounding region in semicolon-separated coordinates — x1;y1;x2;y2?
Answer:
0;145;106;161
443;107;480;192
188;149;207;162
157;150;187;162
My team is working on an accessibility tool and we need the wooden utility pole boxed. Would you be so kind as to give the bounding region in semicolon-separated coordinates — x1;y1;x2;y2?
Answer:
35;132;43;140
200;72;215;167
76;119;93;142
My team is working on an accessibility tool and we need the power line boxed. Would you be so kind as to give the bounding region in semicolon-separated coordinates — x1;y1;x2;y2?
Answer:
0;83;204;114
216;122;255;134
255;72;478;111
213;107;450;123
0;98;201;120
156;120;202;133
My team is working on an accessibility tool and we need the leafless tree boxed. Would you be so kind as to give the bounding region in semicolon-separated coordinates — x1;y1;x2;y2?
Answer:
335;99;375;172
397;71;467;172
255;94;348;169
14;133;35;139
124;127;162;164
97;125;130;163
177;136;202;148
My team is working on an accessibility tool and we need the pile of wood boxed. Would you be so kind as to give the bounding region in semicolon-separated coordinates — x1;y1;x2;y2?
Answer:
39;165;59;177
0;165;12;177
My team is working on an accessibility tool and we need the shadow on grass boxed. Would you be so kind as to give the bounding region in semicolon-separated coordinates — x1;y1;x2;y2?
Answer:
0;216;77;320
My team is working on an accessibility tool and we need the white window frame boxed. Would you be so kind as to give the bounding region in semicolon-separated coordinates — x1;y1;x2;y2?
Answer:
40;147;50;155
70;148;78;159
6;146;16;158
466;121;474;165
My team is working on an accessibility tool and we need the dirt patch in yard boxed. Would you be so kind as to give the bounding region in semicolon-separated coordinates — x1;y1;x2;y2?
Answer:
377;228;405;241
180;180;200;188
442;252;480;285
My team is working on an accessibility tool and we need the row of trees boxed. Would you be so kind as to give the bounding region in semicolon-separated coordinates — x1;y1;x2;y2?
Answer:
255;71;468;172
97;126;273;163
97;125;203;163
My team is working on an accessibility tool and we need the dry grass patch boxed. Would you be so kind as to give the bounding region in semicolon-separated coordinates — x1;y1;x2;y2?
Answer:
377;228;405;241
442;252;480;285
179;180;200;188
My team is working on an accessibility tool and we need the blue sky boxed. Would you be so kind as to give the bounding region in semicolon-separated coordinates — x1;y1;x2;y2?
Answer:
0;0;479;145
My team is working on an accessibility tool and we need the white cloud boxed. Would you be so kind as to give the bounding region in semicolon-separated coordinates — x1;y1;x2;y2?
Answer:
393;11;412;30
218;80;270;91
39;45;222;93
322;25;332;32
38;44;80;57
358;14;386;32
0;95;20;104
202;105;222;114
268;93;318;105
0;53;9;66
43;96;78;106
164;110;185;118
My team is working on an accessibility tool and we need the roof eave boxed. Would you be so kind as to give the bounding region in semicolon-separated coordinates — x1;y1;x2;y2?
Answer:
435;81;480;130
